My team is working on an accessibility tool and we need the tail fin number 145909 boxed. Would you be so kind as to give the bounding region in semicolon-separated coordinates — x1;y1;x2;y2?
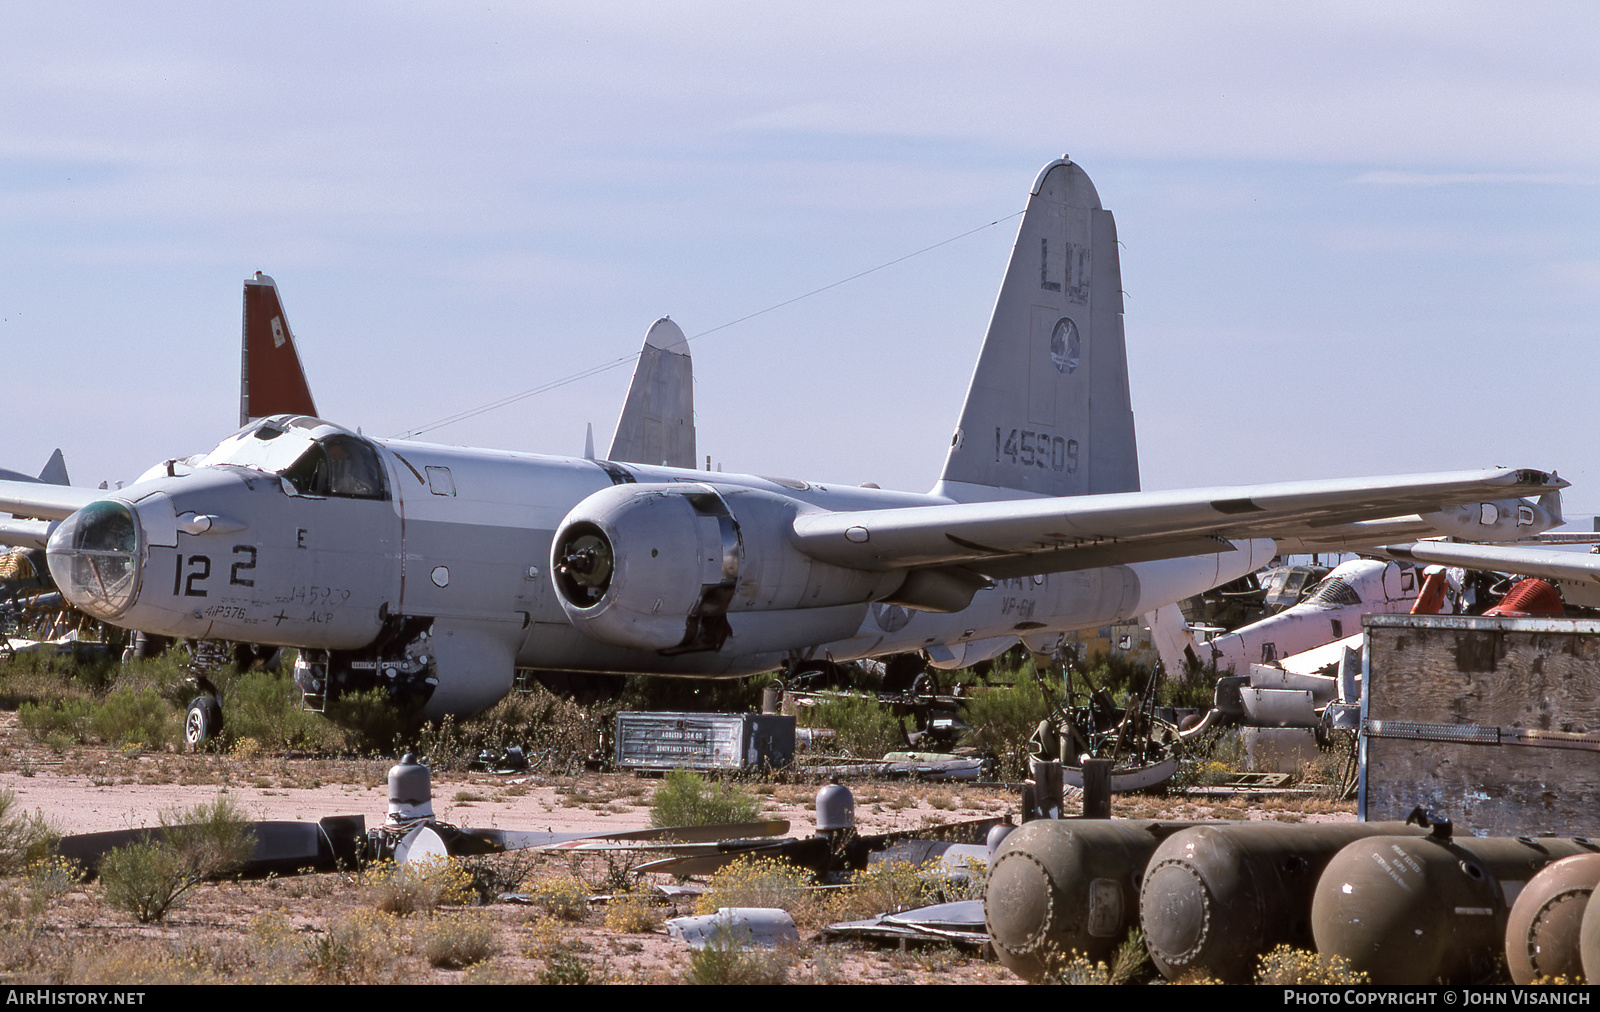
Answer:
997;427;1078;472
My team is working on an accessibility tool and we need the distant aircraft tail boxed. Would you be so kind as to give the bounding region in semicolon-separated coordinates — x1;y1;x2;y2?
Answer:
936;157;1139;501
0;449;70;488
1146;604;1203;678
607;317;696;469
241;272;318;426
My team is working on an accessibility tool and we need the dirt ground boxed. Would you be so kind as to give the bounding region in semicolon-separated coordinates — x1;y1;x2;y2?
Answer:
0;711;1355;985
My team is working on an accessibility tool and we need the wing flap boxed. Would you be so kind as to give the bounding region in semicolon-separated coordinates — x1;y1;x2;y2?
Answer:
792;468;1564;572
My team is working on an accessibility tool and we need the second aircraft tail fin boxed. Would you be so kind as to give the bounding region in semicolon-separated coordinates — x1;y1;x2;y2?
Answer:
936;157;1139;502
608;317;696;469
241;272;319;426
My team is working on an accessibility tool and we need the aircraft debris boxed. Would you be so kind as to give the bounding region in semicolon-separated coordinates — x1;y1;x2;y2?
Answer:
1023;648;1182;810
630;782;1008;881
822;899;988;949
666;907;799;949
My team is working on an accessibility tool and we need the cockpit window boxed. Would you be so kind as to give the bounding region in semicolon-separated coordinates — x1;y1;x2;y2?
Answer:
281;435;387;499
1302;576;1361;609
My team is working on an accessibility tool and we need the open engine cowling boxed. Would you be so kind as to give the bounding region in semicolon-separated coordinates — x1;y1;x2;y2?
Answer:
550;483;897;652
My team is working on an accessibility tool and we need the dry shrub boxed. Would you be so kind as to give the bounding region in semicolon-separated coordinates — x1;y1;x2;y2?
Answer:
602;891;661;934
828;857;987;922
1254;945;1369;985
242;912;305;983
696;857;814;921
420;910;500;968
687;927;794;986
527;916;606;984
5;856;82;921
412;685;593;769
362;855;475;916
306;909;407;983
68;942;211;986
0;789;57;874
1043;930;1151;986
530;876;591;921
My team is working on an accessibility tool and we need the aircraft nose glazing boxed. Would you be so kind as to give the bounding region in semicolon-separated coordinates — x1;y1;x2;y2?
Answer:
46;499;143;620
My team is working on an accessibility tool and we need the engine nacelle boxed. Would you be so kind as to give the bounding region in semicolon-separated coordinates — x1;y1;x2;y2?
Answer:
551;483;897;652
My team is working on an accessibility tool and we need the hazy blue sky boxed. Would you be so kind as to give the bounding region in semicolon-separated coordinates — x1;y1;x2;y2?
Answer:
4;3;1598;513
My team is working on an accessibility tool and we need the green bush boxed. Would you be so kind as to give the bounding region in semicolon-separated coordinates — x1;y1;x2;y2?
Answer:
687;927;793;986
959;661;1062;780
89;686;175;748
0;790;58;874
803;693;904;758
409;686;592;770
99;796;257;924
99;838;191;924
225;669;348;752
649;770;762;828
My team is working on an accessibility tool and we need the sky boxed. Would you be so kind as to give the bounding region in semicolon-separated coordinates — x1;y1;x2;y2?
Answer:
3;3;1599;516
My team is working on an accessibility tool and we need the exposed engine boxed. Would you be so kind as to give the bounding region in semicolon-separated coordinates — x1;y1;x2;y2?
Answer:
550;483;897;653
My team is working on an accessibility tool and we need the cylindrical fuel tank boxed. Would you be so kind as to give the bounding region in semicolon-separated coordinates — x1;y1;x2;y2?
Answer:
1506;853;1600;984
1577;866;1600;982
1139;821;1425;983
1313;835;1598;984
985;818;1212;981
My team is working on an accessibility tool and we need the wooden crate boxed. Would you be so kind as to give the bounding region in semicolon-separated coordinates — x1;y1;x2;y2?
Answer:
1361;614;1600;836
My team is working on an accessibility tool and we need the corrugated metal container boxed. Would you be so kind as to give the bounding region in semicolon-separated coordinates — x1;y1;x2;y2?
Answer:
1361;614;1600;835
615;711;795;771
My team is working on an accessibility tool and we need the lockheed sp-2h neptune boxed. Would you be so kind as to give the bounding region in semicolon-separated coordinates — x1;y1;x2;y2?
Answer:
0;157;1567;732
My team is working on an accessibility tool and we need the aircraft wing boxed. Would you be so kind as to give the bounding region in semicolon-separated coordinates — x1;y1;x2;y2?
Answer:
790;468;1565;578
0;519;51;550
1377;540;1600;588
0;480;101;522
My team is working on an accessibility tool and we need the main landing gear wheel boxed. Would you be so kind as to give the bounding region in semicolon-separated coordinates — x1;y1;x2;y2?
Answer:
184;696;222;751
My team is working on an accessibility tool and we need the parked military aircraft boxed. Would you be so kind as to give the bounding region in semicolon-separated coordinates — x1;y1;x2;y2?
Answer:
0;157;1569;724
1149;558;1436;676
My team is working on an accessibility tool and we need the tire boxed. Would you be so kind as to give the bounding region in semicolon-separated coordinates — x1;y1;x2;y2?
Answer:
184;695;222;750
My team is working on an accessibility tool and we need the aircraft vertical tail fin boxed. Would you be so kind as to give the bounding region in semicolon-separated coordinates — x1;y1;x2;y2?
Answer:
935;157;1139;501
1146;604;1201;680
241;272;318;426
37;449;69;487
608;317;696;468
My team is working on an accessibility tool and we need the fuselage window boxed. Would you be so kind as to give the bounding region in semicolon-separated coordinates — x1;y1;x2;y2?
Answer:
281;435;388;500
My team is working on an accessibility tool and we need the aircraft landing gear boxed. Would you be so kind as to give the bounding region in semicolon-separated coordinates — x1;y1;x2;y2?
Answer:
183;673;223;751
184;695;222;750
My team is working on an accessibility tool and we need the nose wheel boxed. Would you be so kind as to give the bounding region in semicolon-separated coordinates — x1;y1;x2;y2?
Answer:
184;695;223;750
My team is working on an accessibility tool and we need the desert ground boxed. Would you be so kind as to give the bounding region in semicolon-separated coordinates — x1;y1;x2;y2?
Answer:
0;710;1354;985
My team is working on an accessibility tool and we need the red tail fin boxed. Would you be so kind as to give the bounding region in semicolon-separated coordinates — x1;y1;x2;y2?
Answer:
241;272;318;425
